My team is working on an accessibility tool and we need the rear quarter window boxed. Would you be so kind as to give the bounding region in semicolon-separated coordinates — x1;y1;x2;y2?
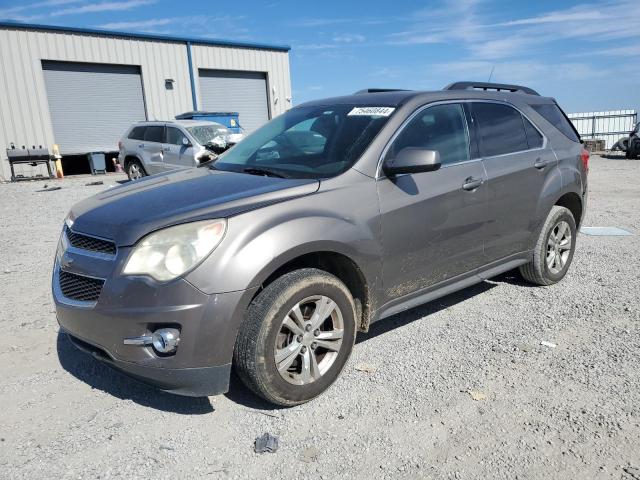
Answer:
128;126;146;140
531;104;580;143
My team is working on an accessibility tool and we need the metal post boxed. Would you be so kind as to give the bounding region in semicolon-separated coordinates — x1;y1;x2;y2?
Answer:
186;41;198;111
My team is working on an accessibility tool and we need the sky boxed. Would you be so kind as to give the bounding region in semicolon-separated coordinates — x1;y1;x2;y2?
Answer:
0;0;639;113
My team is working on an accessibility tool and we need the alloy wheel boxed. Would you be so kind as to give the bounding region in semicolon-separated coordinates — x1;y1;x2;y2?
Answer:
546;220;572;274
274;295;344;385
129;163;142;180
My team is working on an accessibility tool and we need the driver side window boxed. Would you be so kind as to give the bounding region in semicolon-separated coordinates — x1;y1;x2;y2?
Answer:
388;103;470;166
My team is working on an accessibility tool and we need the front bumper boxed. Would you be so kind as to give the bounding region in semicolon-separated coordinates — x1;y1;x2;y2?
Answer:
53;253;257;396
64;330;231;396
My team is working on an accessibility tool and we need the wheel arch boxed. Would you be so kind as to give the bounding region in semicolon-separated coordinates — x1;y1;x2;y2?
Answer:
554;191;583;228
251;248;373;332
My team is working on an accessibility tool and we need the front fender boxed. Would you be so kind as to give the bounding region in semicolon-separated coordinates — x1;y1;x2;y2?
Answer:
185;174;382;296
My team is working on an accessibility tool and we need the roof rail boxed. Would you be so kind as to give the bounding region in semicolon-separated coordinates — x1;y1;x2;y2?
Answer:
354;88;411;94
444;81;539;96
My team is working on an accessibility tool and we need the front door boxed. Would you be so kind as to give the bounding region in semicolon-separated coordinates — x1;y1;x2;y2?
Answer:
377;103;488;302
163;126;196;170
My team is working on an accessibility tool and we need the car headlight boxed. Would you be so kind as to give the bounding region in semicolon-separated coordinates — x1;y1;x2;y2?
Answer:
123;219;226;281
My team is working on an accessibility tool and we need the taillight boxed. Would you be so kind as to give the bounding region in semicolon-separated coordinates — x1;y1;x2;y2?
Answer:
580;148;589;173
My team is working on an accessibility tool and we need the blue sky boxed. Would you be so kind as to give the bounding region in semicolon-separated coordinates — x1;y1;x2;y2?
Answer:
1;0;639;113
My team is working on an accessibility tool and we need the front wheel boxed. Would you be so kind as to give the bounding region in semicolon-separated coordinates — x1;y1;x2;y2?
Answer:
233;268;357;406
519;206;577;286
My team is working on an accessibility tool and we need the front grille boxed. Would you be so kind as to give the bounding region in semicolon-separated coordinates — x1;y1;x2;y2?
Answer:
59;269;104;302
65;226;116;255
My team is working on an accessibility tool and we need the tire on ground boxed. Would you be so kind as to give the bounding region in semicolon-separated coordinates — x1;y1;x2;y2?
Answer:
519;205;577;286
126;159;146;180
233;268;357;406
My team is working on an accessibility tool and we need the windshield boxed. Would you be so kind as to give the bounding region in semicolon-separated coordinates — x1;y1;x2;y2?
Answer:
187;125;228;145
212;105;394;179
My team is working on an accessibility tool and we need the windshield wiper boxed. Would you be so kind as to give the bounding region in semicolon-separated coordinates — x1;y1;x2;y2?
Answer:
242;167;288;178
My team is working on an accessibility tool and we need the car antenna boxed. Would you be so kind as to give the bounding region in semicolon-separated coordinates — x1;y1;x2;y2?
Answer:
488;66;495;82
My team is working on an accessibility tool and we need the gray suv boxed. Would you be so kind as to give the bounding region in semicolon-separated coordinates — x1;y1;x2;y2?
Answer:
118;120;243;180
54;82;588;406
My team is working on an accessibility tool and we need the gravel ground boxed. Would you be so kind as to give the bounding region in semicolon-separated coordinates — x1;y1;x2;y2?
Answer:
0;156;639;480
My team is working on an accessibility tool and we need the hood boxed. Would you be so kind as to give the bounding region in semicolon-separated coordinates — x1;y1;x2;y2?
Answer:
69;168;319;246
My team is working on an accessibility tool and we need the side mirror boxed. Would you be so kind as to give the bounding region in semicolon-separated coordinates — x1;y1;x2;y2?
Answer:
182;137;191;147
383;148;441;176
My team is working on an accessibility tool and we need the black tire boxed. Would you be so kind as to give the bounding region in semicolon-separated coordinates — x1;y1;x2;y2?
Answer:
519;206;577;286
233;268;357;406
126;159;146;180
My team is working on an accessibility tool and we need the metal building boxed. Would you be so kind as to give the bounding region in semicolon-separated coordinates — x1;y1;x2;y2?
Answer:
0;22;291;181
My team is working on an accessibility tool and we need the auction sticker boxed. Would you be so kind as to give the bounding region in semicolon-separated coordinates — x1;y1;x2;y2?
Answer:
348;107;395;117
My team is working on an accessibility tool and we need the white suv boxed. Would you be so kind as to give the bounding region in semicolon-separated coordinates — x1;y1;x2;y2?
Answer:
118;120;243;180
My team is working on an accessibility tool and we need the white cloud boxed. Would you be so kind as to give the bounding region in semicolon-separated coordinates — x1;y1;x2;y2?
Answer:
497;9;607;27
430;60;606;88
51;0;156;16
98;18;171;29
332;34;366;44
296;43;340;50
0;0;81;20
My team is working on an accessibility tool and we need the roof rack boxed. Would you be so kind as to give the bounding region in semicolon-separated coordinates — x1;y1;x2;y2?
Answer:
354;88;411;94
444;81;539;96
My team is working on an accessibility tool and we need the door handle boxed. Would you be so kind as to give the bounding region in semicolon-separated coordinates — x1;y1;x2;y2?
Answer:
462;177;483;191
138;143;145;148
534;158;548;169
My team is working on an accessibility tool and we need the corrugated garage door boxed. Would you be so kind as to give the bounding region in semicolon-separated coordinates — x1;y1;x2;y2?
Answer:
42;61;146;154
198;69;269;133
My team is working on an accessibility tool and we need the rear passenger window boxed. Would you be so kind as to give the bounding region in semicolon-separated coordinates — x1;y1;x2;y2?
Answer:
473;103;529;157
144;126;164;143
128;126;146;140
389;103;470;166
531;104;580;142
523;117;544;149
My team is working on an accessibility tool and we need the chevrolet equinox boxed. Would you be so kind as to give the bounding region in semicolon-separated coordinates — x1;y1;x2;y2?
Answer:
53;82;588;406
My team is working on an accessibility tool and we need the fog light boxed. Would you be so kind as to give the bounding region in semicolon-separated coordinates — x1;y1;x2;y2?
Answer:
151;328;180;354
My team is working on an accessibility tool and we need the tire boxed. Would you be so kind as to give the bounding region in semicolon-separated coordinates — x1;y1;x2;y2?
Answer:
126;159;146;180
519;206;577;286
233;268;357;406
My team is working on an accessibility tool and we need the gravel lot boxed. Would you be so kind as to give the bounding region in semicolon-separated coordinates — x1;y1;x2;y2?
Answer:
0;156;638;479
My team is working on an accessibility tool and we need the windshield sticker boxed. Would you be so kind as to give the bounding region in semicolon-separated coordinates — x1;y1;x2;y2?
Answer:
348;107;395;117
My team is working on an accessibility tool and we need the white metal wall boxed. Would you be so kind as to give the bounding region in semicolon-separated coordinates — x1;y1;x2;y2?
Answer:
0;26;291;181
199;70;270;133
191;44;291;121
568;110;637;149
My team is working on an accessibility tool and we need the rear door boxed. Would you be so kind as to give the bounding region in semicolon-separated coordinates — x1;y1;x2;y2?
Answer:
163;126;196;170
471;101;556;262
377;102;489;301
140;125;165;174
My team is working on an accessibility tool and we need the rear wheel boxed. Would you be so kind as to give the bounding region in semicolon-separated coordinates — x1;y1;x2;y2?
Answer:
519;206;577;286
233;268;357;406
126;159;146;180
